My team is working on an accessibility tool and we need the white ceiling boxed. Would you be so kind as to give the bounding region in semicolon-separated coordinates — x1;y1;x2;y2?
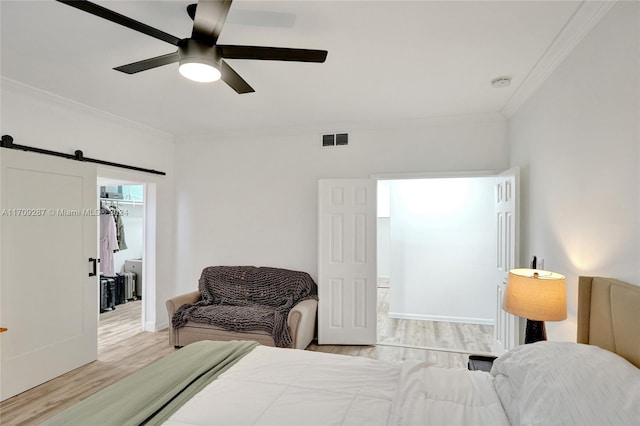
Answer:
1;0;596;137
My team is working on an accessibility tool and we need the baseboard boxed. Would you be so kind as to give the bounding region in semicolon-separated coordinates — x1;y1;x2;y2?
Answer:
146;320;166;332
388;311;494;326
377;276;390;288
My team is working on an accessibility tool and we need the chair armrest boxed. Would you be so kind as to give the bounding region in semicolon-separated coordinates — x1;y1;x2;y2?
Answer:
287;299;318;350
166;290;201;346
166;290;201;317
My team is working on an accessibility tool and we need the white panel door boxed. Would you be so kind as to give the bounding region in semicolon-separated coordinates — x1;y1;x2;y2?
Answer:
493;167;520;354
0;149;98;400
318;179;376;345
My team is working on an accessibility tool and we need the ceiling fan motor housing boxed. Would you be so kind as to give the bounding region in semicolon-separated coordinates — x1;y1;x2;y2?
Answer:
178;39;221;68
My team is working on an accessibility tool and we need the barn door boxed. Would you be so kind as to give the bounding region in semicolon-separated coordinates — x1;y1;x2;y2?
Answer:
0;149;98;400
318;179;377;344
493;167;520;354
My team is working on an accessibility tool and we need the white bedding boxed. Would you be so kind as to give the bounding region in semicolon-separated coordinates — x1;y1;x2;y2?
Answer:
389;361;509;426
164;346;506;426
492;342;640;426
164;342;639;426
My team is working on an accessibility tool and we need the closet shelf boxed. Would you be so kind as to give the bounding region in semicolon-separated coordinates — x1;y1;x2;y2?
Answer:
100;198;143;206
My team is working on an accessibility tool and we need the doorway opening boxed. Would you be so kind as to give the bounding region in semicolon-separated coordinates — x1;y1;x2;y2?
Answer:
376;176;496;354
96;173;156;349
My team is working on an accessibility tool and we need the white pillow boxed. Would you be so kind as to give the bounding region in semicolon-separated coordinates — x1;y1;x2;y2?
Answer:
491;341;640;425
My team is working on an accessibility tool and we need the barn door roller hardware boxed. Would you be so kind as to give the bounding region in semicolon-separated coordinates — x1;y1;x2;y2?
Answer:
0;135;166;176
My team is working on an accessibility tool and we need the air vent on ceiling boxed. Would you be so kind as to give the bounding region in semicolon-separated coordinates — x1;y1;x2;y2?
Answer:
322;133;349;147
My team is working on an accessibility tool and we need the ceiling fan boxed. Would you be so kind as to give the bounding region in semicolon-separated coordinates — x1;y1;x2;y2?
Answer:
55;0;328;93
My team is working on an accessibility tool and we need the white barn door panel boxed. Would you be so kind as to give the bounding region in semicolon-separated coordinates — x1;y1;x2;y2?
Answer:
493;167;520;354
318;179;376;345
0;149;98;401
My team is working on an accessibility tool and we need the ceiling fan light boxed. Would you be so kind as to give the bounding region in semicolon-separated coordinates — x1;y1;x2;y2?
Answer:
179;61;221;83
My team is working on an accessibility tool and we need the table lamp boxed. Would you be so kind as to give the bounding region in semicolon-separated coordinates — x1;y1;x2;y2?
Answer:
503;268;567;343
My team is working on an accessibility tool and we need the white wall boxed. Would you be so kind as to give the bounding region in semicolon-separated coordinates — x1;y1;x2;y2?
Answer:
112;203;144;274
377;218;391;280
509;2;639;342
388;177;496;324
174;115;508;292
0;78;176;330
377;180;391;280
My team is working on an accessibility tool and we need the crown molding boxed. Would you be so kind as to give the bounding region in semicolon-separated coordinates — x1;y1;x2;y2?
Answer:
1;76;175;143
501;0;616;117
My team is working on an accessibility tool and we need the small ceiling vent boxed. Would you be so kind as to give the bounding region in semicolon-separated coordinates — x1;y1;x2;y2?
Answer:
322;133;349;147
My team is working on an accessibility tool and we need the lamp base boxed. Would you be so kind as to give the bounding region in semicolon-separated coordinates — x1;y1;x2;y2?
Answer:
524;319;547;344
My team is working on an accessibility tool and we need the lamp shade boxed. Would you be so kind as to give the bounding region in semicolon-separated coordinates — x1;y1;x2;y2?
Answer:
503;268;567;321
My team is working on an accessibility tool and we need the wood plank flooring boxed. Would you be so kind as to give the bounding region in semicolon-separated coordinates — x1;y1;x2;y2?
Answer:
1;298;475;425
377;287;494;354
0;301;175;426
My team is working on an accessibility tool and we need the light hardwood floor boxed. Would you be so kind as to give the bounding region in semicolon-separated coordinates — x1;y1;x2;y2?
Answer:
0;300;472;425
0;301;175;426
377;287;494;354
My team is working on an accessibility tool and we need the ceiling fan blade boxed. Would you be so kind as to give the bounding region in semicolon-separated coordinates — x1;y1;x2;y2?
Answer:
221;60;254;94
219;45;327;63
55;0;181;46
114;52;179;74
192;0;233;44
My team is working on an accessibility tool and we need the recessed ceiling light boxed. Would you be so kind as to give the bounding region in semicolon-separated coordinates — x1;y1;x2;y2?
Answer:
491;76;512;88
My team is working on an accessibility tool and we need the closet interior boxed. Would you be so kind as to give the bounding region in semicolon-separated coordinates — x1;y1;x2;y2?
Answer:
99;184;144;313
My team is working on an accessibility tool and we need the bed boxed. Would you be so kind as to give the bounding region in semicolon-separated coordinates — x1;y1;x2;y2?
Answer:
45;276;640;425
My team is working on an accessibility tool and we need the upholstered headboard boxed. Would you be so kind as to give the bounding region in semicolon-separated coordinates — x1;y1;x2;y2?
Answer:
577;276;640;368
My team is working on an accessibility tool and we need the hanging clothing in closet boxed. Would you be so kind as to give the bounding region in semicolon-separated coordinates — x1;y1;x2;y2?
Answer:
100;206;119;276
110;205;128;250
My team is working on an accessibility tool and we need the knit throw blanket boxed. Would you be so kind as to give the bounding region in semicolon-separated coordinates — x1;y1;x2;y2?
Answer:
172;266;318;348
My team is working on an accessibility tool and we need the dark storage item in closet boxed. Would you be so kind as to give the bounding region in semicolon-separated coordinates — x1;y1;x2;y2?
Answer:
100;277;109;312
100;277;116;312
106;278;116;310
113;274;126;305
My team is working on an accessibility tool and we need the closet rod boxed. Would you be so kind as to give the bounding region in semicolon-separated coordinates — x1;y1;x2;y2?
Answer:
0;135;166;176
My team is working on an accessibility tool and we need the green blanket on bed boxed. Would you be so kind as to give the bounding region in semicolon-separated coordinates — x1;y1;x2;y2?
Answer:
44;340;259;426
